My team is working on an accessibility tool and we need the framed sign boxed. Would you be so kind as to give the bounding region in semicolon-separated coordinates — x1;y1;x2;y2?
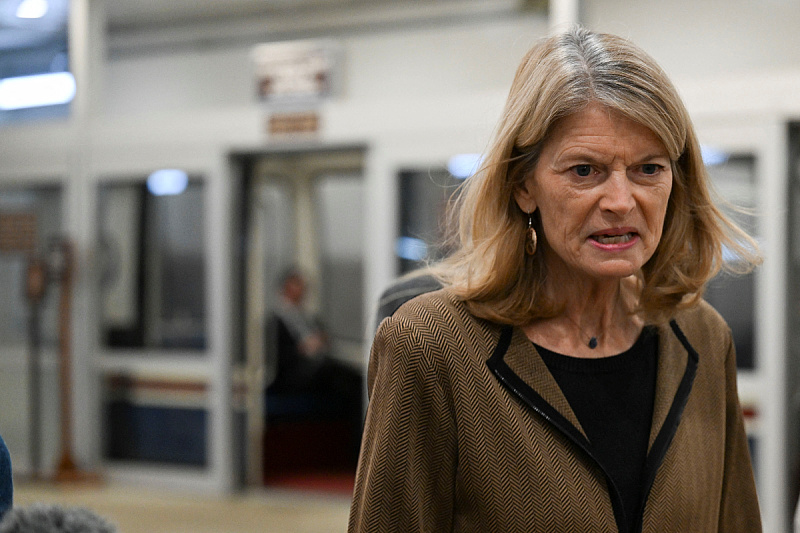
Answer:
0;212;36;253
252;39;340;104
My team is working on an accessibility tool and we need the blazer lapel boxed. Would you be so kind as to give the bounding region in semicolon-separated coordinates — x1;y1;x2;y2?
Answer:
649;320;691;449
487;325;588;442
635;319;699;533
487;324;623;529
487;320;698;452
487;320;699;533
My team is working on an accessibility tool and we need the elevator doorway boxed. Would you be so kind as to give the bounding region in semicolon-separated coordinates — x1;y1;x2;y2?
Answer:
235;146;367;492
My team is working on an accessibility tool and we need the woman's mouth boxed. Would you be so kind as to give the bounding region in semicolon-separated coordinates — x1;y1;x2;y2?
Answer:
591;233;635;245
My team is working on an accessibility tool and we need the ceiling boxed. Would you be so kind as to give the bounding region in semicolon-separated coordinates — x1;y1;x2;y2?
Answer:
0;0;541;72
0;0;67;50
105;0;395;31
2;0;420;52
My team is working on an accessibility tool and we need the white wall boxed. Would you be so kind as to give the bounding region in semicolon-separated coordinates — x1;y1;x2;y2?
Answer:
102;16;543;116
585;0;800;80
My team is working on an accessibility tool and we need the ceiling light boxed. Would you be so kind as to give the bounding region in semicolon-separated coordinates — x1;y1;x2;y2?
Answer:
395;236;428;262
0;72;75;110
147;170;189;196
16;0;49;19
700;145;729;167
447;153;483;179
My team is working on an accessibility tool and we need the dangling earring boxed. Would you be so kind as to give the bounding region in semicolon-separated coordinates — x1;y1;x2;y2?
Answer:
525;212;537;256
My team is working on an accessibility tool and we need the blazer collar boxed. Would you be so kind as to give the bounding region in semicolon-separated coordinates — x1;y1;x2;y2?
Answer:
487;320;698;455
649;320;694;448
487;319;698;533
501;326;587;437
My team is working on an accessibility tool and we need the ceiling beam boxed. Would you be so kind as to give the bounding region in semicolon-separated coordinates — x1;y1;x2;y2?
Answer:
107;0;542;57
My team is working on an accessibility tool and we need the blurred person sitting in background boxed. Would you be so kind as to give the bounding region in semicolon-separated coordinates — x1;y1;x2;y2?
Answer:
265;267;362;410
349;26;762;532
267;268;330;395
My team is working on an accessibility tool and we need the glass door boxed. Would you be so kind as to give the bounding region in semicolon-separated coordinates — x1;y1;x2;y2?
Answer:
97;177;210;467
239;147;366;491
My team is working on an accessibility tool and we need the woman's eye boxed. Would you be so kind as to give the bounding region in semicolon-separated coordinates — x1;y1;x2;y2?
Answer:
573;165;592;177
640;164;662;175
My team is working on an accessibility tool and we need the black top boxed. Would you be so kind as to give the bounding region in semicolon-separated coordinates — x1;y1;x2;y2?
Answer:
535;326;658;533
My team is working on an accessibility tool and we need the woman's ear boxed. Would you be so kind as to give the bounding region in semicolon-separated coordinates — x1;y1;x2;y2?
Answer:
512;177;537;214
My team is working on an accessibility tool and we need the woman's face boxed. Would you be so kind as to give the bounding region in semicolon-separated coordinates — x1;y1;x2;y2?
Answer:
514;102;673;282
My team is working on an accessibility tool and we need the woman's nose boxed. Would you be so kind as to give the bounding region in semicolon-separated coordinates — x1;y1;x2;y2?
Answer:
599;171;635;215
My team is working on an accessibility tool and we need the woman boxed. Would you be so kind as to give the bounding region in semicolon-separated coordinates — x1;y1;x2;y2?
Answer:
349;26;762;533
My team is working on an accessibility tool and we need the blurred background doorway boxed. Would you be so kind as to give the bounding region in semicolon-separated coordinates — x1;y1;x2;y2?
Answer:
236;146;367;493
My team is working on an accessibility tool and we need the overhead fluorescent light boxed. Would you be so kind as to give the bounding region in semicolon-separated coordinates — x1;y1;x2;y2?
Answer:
16;0;49;19
700;145;729;167
447;153;482;179
147;169;189;196
0;72;75;110
395;236;428;262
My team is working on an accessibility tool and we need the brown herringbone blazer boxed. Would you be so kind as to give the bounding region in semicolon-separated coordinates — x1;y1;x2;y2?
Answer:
349;289;761;532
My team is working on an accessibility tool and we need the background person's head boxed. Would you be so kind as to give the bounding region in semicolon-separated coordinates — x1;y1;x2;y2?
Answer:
438;26;759;324
279;268;306;306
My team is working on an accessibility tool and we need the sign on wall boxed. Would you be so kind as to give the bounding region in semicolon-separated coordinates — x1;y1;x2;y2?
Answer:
251;39;340;104
0;212;36;253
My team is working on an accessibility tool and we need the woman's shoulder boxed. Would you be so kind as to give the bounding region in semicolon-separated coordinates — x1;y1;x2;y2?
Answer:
375;287;493;351
391;287;470;323
370;289;498;388
672;299;729;331
668;299;733;352
375;273;444;324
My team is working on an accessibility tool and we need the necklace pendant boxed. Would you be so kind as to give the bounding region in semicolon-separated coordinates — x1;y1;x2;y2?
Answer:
588;337;598;349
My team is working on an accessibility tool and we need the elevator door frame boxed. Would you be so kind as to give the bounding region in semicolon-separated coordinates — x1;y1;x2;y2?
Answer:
231;144;368;488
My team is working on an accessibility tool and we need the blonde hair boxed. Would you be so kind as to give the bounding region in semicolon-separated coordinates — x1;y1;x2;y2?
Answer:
430;26;760;325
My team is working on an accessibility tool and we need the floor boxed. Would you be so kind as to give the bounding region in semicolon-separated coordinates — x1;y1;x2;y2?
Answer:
12;480;352;533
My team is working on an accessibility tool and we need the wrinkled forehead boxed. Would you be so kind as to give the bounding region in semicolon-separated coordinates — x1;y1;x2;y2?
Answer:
562;103;683;162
